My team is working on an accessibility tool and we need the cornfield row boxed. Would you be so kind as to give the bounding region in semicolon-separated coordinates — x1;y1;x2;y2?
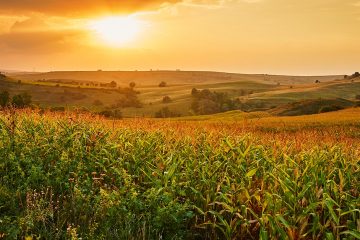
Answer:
0;110;359;239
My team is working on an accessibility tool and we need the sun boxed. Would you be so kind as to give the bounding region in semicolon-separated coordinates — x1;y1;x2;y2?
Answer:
89;16;142;47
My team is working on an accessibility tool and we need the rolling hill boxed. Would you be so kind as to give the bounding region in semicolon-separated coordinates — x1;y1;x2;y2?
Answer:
1;71;358;117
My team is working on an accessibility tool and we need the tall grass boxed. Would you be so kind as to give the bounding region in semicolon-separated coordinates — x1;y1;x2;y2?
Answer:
0;109;359;239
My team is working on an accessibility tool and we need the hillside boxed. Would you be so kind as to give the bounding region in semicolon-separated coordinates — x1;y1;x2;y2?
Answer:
9;71;341;87
2;71;358;117
269;98;356;116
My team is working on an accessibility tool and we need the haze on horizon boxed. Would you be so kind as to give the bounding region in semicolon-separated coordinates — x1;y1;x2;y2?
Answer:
0;0;359;75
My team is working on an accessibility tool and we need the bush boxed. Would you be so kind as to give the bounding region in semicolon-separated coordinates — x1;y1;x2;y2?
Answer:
159;81;167;87
129;82;136;88
99;109;123;119
12;92;32;108
0;90;10;107
162;96;172;103
190;88;241;115
356;95;360;100
155;107;180;118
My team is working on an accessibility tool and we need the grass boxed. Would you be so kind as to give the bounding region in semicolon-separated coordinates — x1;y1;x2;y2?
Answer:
4;71;349;117
0;108;359;239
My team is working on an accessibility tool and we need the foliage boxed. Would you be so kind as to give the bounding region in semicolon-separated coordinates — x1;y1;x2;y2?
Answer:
0;90;10;107
0;110;359;239
318;105;344;113
98;109;123;119
155;107;180;118
346;72;360;79
191;88;241;115
12;92;32;108
159;81;167;87
129;82;136;88
162;96;172;103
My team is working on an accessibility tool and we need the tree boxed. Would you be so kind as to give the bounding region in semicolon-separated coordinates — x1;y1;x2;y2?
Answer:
155;107;180;118
109;81;117;88
159;81;167;87
129;82;136;89
315;80;320;83
191;88;198;96
12;92;32;108
162;96;172;103
0;90;10;107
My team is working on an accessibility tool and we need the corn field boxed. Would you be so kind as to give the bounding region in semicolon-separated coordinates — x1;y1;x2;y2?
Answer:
0;109;359;239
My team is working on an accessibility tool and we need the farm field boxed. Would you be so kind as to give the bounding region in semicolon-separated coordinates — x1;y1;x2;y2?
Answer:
1;108;359;239
2;71;359;117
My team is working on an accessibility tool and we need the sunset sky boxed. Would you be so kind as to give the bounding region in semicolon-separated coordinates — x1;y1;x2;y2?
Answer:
0;0;359;75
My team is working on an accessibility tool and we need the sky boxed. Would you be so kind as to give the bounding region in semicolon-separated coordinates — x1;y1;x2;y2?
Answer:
0;0;359;75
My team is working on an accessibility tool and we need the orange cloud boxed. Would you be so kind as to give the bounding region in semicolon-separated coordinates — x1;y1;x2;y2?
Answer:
0;0;182;17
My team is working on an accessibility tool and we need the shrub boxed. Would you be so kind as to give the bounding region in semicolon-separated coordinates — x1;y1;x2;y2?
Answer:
159;81;167;87
162;96;172;103
99;109;123;119
129;82;136;88
155;107;180;118
12;92;32;108
0;90;10;107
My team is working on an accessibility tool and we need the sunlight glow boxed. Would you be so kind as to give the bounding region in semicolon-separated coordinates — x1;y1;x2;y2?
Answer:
89;16;142;47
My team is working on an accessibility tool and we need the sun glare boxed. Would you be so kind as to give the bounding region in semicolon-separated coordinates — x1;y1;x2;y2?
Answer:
89;16;142;47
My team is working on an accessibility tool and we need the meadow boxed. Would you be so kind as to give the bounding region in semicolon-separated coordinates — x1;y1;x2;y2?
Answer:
1;108;359;239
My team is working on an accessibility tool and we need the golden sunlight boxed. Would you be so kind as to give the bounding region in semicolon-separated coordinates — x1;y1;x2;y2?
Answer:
89;16;142;47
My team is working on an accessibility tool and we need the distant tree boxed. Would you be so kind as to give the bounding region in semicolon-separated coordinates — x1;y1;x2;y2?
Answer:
17;80;22;84
354;72;360;78
155;107;180;118
129;82;136;89
12;92;32;108
356;94;360;100
109;81;117;88
0;72;6;79
159;81;167;87
344;75;348;79
0;90;10;107
191;88;199;96
162;96;172;103
315;80;320;83
99;109;122;119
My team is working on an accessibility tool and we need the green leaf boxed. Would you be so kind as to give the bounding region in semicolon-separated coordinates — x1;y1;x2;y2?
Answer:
246;168;258;178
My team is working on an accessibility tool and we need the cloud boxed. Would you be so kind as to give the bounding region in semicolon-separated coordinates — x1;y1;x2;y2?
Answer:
0;30;86;53
0;0;182;17
0;17;88;54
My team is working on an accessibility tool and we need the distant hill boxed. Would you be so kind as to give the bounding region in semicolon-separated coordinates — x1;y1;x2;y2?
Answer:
9;71;341;87
2;70;358;118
